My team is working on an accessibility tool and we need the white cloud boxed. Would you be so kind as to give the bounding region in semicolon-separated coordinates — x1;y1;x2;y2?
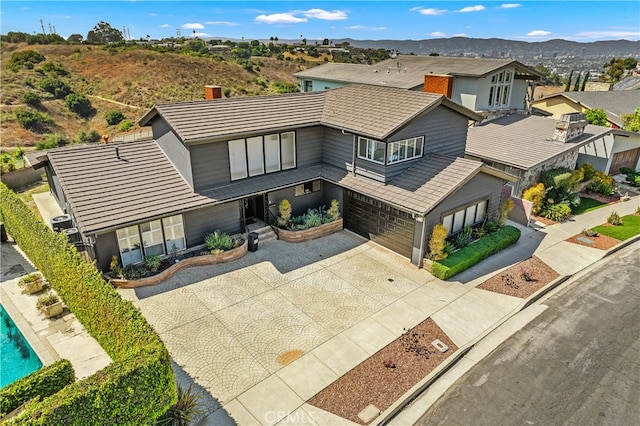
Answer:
453;33;469;37
182;23;204;29
346;25;387;31
574;30;640;39
205;21;240;27
149;13;157;16
431;31;447;37
303;9;347;20
414;7;447;16
192;32;210;37
159;24;171;28
527;30;551;36
458;5;485;13
255;13;307;24
498;3;521;9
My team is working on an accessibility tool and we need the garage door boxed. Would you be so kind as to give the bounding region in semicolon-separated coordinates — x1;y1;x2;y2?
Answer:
610;148;640;174
344;190;415;258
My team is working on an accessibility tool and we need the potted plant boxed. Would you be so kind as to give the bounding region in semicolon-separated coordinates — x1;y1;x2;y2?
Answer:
18;272;44;294
37;291;63;318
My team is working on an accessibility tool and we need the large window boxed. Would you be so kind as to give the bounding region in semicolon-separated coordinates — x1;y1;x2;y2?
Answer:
387;137;424;164
228;132;296;181
358;137;385;164
116;215;186;266
488;70;513;108
441;200;488;236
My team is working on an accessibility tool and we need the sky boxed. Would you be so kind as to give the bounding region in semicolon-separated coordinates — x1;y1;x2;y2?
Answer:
1;1;639;43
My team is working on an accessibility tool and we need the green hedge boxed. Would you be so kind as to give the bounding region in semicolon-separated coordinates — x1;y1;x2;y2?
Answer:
0;183;176;424
0;360;74;416
431;225;521;280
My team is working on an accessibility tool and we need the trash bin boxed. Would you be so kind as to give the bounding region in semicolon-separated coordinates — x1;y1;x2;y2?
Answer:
248;232;259;252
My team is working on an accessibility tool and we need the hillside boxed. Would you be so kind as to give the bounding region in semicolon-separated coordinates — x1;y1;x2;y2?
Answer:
0;44;305;148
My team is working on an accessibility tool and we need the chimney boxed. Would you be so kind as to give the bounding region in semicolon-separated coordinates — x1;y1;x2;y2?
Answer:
423;74;453;98
204;85;223;100
551;113;587;143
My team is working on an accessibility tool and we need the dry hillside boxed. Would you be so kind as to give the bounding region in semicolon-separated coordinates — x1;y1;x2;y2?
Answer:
1;44;306;148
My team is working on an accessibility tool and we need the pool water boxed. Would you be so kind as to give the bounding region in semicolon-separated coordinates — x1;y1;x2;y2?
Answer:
1;304;42;388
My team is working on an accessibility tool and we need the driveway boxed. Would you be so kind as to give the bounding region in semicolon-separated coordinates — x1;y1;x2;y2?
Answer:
119;230;497;424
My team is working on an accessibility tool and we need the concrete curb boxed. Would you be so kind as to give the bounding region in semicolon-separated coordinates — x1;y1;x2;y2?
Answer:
375;234;640;425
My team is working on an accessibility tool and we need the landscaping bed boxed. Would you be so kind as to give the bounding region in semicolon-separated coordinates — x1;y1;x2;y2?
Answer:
308;318;456;425
477;256;559;299
592;214;640;241
565;232;621;250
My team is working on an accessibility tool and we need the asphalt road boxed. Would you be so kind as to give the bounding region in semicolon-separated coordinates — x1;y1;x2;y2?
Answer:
415;243;640;426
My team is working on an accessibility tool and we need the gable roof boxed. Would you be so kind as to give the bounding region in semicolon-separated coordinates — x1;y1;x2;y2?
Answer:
139;84;481;143
466;114;612;170
534;91;639;127
294;55;541;89
38;140;216;234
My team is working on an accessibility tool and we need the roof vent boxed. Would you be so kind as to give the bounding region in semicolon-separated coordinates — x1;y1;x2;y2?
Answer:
115;146;120;160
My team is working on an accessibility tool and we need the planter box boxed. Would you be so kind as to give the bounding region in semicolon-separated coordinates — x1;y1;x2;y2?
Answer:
278;218;343;243
40;301;64;318
110;238;248;289
20;279;44;295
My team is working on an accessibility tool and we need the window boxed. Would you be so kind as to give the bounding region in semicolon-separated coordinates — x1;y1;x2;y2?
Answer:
387;137;424;164
117;225;143;266
488;70;513;107
441;200;489;236
228;132;296;180
358;137;385;164
304;80;312;92
163;215;185;252
295;180;322;196
140;220;164;256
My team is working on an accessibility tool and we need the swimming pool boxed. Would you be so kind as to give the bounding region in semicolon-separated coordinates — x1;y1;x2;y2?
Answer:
1;304;42;388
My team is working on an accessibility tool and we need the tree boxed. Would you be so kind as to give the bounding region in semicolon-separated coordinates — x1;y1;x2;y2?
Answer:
86;21;123;44
585;108;608;127
580;71;590;91
322;38;330;46
565;69;573;91
64;93;94;117
622;108;640;132
572;72;581;92
105;110;126;125
601;57;635;83
67;34;83;43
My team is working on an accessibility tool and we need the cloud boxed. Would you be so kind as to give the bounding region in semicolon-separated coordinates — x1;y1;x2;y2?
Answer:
413;7;447;16
527;30;551;36
498;3;521;9
430;31;447;37
255;13;307;24
453;33;469;37
205;21;240;27
182;23;204;29
159;24;171;28
346;25;387;31
574;30;640;39
303;9;347;20
149;13;157;16
192;32;210;37
458;5;485;13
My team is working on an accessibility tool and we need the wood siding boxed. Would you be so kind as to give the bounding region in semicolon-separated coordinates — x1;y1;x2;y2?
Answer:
184;202;241;246
322;128;354;170
296;126;325;167
153;118;194;189
191;142;231;191
418;107;469;157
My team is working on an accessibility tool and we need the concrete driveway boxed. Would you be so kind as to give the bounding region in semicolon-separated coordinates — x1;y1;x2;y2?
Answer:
118;230;523;425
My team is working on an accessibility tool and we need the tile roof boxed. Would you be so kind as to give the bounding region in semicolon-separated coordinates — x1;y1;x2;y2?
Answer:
139;84;481;143
42;140;216;234
466;114;612;170
294;55;541;89
535;91;640;127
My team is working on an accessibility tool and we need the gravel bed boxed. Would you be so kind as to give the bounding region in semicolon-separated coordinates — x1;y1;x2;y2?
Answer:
476;256;559;298
566;231;621;250
308;318;457;424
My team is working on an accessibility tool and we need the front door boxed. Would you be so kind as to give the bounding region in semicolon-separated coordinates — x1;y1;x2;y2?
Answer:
244;194;265;224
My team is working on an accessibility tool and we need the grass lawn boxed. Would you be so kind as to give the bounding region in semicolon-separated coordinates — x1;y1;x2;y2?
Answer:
592;214;640;241
571;197;607;216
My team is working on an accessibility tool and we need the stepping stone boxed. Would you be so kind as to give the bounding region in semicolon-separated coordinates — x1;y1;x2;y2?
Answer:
358;404;381;423
432;339;449;353
577;236;595;245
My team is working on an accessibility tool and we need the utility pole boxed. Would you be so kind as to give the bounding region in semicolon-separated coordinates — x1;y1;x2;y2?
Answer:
39;18;45;34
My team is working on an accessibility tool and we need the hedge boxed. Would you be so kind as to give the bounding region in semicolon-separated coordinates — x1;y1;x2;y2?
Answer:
0;360;74;416
0;182;176;424
431;225;521;280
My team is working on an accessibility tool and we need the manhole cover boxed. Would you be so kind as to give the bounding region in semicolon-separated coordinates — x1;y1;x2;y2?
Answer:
277;349;304;365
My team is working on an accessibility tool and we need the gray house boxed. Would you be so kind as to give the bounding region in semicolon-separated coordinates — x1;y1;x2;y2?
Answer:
294;55;542;119
31;85;513;271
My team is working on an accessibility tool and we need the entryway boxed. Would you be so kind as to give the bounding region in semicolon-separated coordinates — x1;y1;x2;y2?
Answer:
243;194;265;225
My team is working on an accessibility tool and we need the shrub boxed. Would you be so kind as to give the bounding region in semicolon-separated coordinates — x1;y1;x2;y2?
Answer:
541;203;572;221
105;109;126;125
14;107;52;132
40;61;69;77
454;226;473;249
588;171;615;195
36;133;71;150
607;211;623;226
579;163;595;181
0;182;176;424
0;360;74;415
498;198;514;227
119;119;134;131
204;230;233;252
523;183;545;214
77;129;102;143
427;224;448;261
327;199;340;220
64;93;94;117
278;199;292;226
5;50;45;72
38;77;72;99
144;254;162;272
431;225;521;279
22;91;41;107
155;384;204;426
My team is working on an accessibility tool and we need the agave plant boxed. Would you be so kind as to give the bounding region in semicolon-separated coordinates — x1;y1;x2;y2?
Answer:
156;384;205;426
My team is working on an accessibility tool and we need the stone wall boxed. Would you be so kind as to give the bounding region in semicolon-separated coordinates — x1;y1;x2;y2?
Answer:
520;149;580;193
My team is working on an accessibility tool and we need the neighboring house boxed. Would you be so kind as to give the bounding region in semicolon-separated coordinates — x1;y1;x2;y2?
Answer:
29;84;513;271
294;55;542;119
531;90;639;129
466;113;613;196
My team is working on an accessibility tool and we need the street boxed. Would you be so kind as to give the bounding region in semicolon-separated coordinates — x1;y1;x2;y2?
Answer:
416;243;640;426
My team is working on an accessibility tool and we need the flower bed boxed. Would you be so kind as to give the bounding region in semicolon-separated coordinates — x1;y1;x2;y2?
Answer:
109;237;248;288
277;218;343;243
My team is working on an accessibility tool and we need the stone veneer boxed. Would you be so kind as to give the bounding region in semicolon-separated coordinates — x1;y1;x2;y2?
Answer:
277;218;343;243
